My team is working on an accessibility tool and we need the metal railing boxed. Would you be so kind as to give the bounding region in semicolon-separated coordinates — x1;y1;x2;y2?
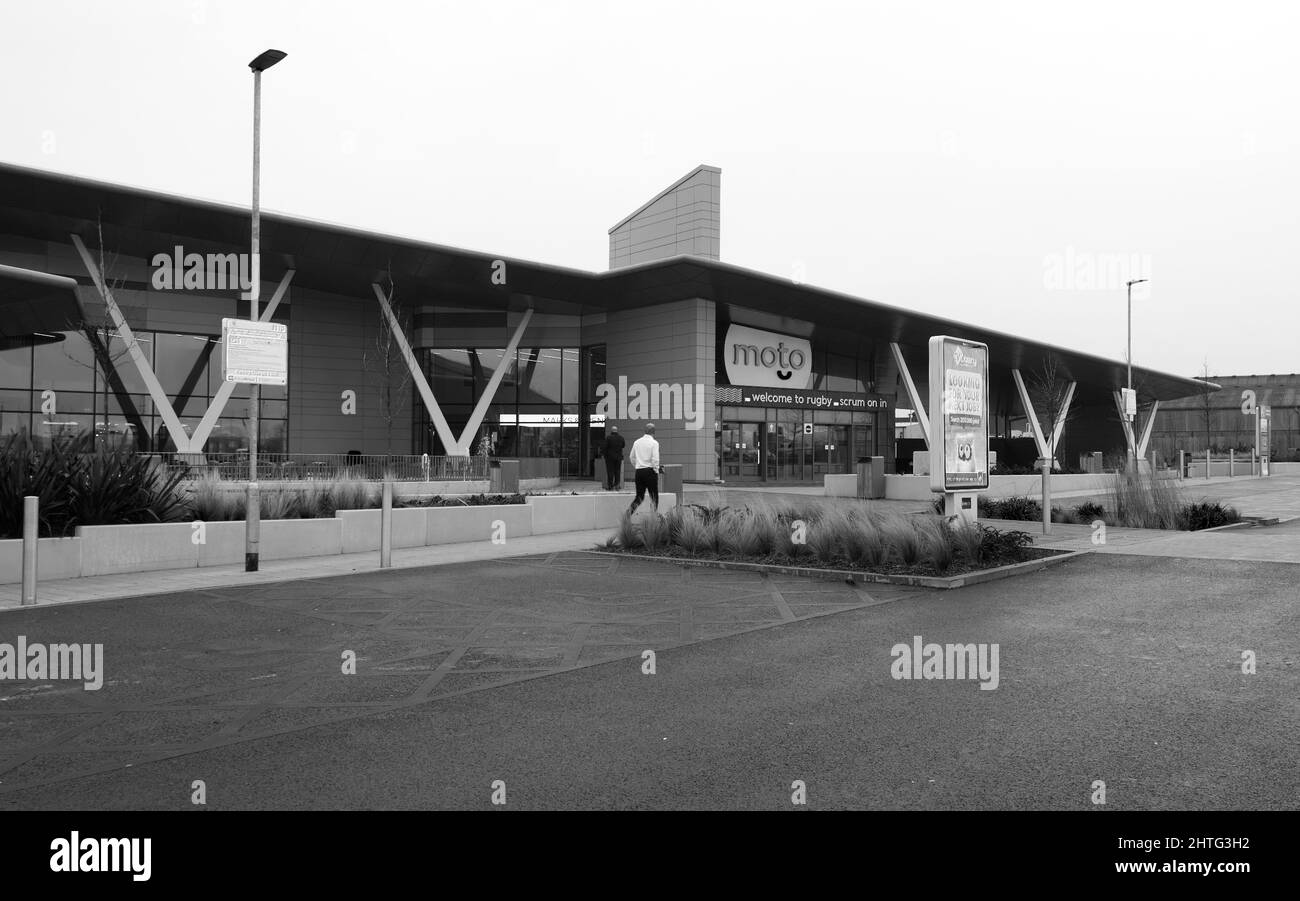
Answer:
151;452;491;482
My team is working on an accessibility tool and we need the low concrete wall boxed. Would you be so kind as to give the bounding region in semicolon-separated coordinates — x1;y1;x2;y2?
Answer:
76;523;201;576
338;508;428;554
426;505;533;546
527;492;676;534
1;493;663;584
1271;462;1300;475
824;474;858;497
882;472;1131;502
0;537;83;583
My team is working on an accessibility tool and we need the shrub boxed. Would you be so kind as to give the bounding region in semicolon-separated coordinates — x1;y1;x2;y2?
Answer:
1109;469;1183;530
259;487;303;520
989;496;1042;522
917;516;955;573
329;475;376;512
950;521;984;566
978;525;1033;561
718;509;765;558
885;520;923;566
1178;501;1241;531
1074;501;1105;520
638;510;670;550
614;511;641;549
0;433;187;538
804;508;845;563
670;506;710;554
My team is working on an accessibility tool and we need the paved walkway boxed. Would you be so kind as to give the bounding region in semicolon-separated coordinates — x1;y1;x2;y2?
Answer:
0;529;616;611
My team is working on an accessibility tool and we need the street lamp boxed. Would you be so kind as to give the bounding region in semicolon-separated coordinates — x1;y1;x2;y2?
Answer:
245;48;286;573
1126;277;1148;470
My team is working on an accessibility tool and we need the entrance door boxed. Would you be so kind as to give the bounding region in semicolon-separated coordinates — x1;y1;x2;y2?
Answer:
720;421;763;480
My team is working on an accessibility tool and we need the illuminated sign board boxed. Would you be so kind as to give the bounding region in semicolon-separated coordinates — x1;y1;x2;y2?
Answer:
722;385;891;411
723;324;813;390
928;335;990;492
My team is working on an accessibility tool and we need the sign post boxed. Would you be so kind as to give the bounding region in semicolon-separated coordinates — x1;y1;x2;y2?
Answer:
928;336;990;528
1258;404;1272;477
222;317;288;572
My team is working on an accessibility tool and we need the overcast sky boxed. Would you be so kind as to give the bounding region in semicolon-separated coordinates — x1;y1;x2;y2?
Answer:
3;0;1296;379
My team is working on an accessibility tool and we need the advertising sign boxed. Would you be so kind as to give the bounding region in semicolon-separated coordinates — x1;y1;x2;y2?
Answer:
221;318;287;386
723;324;814;389
928;336;990;492
1259;404;1272;476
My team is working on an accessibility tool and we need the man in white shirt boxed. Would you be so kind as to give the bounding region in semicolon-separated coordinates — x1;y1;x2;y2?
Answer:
627;422;661;513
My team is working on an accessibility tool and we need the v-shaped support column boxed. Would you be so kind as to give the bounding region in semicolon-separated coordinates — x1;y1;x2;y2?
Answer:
71;234;194;452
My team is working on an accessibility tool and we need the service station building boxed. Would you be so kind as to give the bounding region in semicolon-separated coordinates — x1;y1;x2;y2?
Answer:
0;163;1212;484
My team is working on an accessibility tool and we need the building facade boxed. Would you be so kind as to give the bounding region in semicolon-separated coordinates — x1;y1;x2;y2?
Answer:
0;163;1213;483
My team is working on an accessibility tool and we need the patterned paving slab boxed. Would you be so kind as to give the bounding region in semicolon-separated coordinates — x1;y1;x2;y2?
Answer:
0;551;925;796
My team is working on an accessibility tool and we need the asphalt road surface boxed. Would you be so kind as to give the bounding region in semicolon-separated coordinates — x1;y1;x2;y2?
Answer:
1;552;1295;810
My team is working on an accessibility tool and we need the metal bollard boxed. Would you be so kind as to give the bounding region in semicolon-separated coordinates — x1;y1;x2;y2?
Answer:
1229;448;1234;477
21;496;38;606
1205;448;1211;480
380;481;393;568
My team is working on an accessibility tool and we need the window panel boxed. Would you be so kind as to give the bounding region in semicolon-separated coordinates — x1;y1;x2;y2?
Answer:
517;347;563;405
104;333;152;395
33;331;97;392
0;409;30;437
0;343;32;391
430;349;474;405
154;332;214;400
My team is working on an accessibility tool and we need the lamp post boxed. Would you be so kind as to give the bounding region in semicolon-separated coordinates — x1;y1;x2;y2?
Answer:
1126;277;1147;471
245;48;287;573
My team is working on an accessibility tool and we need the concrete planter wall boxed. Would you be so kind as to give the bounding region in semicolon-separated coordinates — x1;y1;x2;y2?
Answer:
337;504;533;553
0;537;83;582
195;478;559;497
526;492;676;534
880;472;1181;502
0;494;635;584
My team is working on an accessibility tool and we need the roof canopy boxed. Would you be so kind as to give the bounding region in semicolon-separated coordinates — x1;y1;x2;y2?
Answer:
0;162;1212;404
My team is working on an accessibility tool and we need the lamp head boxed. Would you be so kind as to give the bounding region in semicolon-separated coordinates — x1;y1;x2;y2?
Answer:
249;49;288;72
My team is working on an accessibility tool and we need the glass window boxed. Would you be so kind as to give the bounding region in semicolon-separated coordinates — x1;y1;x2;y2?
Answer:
430;349;474;405
0;343;32;391
104;332;152;395
471;348;516;405
261;399;288;419
517;347;563;405
1;408;29;437
825;353;865;393
0;389;31;414
34;412;93;447
207;418;248;454
33;331;97;392
584;345;607;401
155;332;213;401
46;391;95;414
561;347;580;403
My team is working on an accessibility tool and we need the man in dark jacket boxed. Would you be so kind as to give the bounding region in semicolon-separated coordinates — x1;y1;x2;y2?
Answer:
602;427;626;490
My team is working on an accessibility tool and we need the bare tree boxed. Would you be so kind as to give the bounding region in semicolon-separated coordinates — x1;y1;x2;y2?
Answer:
1195;358;1217;453
1026;354;1077;470
63;215;139;451
1022;354;1079;534
363;264;413;456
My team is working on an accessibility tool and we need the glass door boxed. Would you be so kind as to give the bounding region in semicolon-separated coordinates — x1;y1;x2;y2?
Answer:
720;421;763;479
